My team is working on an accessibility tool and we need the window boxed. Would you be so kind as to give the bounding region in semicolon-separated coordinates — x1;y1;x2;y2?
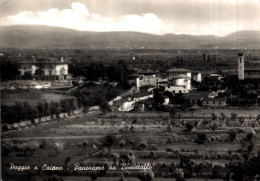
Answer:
213;101;215;105
49;65;52;68
49;71;52;75
207;101;209;104
219;102;221;105
168;86;170;88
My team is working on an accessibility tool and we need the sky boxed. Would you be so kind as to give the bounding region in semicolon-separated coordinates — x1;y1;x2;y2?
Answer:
0;0;259;36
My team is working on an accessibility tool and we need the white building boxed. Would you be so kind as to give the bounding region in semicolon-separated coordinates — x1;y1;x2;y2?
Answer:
238;53;245;80
238;53;260;79
16;57;70;81
136;73;167;91
164;75;191;93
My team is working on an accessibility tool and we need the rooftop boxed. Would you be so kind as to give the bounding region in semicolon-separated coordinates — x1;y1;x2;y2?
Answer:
167;68;191;73
18;57;68;64
171;75;191;79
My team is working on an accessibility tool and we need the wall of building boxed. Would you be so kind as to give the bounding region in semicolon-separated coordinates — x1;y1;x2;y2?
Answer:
164;85;189;93
168;71;191;80
238;54;244;80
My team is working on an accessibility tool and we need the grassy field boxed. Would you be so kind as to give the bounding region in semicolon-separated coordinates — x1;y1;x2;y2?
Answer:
1;90;75;106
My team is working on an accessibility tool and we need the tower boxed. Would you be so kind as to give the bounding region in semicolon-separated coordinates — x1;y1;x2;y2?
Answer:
238;53;244;80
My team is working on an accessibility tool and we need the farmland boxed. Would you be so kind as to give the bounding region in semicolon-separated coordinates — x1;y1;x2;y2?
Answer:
1;90;75;106
2;109;260;181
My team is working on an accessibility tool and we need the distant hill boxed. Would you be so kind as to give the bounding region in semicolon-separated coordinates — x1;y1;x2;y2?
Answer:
0;25;259;49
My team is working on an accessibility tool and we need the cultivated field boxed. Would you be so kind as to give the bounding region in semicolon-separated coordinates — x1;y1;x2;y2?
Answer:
2;109;260;181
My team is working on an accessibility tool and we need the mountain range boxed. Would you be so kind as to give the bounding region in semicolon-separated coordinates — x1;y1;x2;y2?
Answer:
0;25;259;49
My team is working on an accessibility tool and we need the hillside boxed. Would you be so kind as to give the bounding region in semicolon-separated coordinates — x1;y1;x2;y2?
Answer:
0;25;259;49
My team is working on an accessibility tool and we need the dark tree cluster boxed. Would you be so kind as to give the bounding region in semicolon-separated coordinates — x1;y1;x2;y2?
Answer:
1;99;77;124
69;60;132;89
0;57;18;81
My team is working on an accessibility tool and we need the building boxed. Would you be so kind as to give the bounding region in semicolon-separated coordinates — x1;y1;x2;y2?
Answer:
238;53;245;80
164;75;191;93
238;53;260;80
202;98;227;107
136;73;167;91
16;57;71;81
192;71;202;82
167;68;192;80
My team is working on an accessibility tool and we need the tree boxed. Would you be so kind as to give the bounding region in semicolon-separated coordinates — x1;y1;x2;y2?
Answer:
37;102;45;121
196;133;207;144
231;113;238;121
137;169;154;181
99;99;111;113
50;101;61;119
228;130;237;142
103;134;118;147
23;71;33;80
153;94;165;105
22;102;38;122
184;122;194;132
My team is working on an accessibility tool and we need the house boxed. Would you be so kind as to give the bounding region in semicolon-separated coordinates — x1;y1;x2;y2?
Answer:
185;91;209;106
163;96;170;105
16;57;71;81
136;73;167;91
139;85;155;93
134;98;154;112
191;71;202;82
209;74;223;81
202;98;227;107
110;92;153;112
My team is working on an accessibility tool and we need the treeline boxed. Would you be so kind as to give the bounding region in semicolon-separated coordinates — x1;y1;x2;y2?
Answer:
1;99;77;124
0;56;18;81
69;60;132;89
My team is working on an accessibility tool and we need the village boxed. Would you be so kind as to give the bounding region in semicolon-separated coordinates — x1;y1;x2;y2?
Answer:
1;48;260;181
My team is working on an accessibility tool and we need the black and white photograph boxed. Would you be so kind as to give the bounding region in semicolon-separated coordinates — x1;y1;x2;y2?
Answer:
1;0;260;181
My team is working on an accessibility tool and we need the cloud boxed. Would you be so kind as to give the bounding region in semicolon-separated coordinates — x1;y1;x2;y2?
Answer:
1;2;174;35
0;1;259;36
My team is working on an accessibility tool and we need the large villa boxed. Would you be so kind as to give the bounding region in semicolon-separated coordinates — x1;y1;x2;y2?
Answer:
15;57;71;81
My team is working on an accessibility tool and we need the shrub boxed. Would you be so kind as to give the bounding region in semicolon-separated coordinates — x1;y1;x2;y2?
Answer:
165;148;180;154
82;139;88;147
119;140;126;148
196;133;208;144
2;142;13;156
137;169;154;181
128;138;136;146
54;142;64;154
246;133;254;141
228;130;237;142
149;144;158;151
184;122;194;132
215;135;221;142
210;136;216;142
15;141;40;155
149;151;155;158
139;141;147;150
103;134;118;147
